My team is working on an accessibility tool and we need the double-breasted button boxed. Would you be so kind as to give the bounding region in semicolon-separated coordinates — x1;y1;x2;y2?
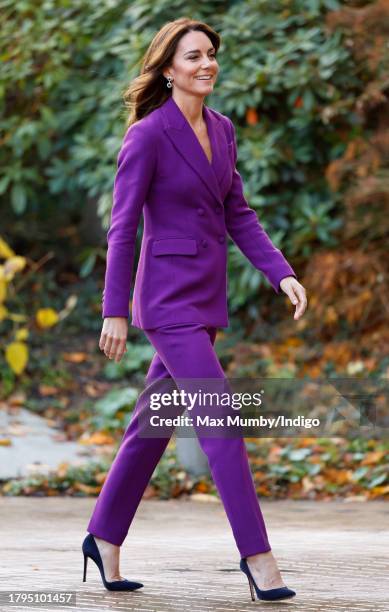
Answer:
218;235;225;244
215;205;223;214
197;207;205;216
201;239;208;248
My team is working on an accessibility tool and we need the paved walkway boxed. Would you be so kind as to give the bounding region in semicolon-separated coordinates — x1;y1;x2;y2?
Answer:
0;497;388;611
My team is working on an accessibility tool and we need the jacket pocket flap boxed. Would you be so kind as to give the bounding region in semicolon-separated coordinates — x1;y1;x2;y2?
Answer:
152;238;198;256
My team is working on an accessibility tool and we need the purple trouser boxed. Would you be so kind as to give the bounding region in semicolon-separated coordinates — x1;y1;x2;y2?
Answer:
87;323;271;558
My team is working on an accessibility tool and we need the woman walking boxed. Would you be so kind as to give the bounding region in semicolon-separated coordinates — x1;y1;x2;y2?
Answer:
82;17;307;602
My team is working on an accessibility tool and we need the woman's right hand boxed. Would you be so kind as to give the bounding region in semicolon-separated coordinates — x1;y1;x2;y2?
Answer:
99;317;128;362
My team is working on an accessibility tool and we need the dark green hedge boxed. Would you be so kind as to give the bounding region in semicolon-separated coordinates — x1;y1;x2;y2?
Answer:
1;0;364;312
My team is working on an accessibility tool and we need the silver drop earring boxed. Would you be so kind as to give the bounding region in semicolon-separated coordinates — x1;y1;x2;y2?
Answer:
166;76;173;89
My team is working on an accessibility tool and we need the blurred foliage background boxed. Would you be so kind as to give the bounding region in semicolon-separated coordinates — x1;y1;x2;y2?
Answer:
0;0;388;499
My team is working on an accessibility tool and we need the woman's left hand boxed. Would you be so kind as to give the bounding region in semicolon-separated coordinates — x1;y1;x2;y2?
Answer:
279;276;307;320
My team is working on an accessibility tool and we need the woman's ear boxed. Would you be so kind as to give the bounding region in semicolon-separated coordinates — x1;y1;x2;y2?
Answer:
162;63;173;80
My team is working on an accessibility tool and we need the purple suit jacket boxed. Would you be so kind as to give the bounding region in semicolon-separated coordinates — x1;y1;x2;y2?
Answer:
102;95;297;329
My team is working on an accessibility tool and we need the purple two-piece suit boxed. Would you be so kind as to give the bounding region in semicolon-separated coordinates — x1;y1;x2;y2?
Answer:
87;95;297;558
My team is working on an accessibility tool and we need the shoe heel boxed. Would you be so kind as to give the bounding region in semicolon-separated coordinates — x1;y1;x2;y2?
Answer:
83;554;88;582
239;557;296;602
81;533;144;592
246;574;255;602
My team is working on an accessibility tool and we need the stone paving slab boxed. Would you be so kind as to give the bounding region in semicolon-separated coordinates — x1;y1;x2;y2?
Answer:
0;497;388;611
0;407;92;479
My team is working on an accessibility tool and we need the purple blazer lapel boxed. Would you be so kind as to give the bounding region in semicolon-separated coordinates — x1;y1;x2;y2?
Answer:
160;95;229;204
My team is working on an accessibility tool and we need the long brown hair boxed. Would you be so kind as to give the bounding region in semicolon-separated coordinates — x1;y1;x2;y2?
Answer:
123;17;221;127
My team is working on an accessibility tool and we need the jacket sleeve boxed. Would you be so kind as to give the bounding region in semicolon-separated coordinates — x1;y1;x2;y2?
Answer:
102;121;157;318
223;116;297;293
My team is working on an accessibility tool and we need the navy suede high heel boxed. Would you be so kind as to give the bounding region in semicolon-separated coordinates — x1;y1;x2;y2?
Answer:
240;557;296;601
82;533;144;592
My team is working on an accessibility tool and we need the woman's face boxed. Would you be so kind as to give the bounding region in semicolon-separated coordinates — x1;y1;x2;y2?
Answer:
164;30;219;98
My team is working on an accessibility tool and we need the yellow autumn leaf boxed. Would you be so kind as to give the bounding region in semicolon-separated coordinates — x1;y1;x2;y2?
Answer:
15;327;29;341
5;341;28;375
0;237;15;259
74;482;102;495
0;278;6;303
95;472;108;484
361;451;386;465
284;337;304;347
62;351;87;363
36;308;59;328
8;391;26;405
79;432;115;445
0;304;8;320
4;256;27;280
0;439;12;446
7;312;28;322
324;305;338;324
